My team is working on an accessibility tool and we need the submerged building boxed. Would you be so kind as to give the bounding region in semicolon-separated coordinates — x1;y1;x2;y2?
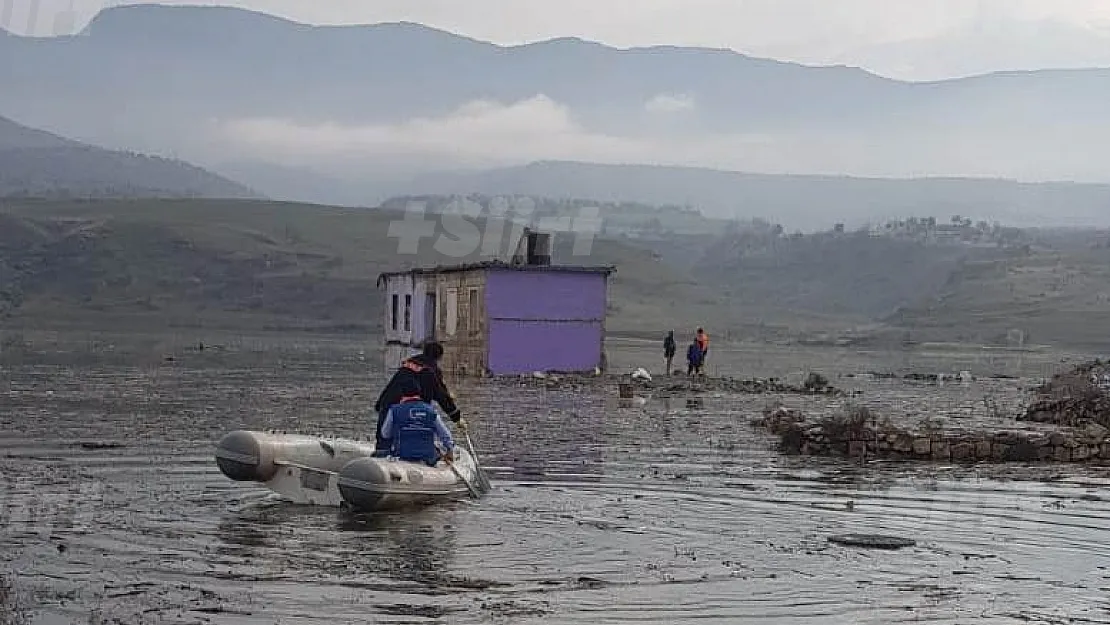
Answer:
377;232;614;376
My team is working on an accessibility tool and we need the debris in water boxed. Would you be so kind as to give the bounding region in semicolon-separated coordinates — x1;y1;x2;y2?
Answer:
827;534;916;550
76;441;125;450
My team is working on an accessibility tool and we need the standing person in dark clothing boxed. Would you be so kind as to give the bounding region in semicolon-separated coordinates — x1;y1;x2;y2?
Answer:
663;331;676;375
686;340;705;376
373;341;463;456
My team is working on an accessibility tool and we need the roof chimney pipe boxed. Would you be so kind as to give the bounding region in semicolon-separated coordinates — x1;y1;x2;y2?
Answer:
527;231;552;266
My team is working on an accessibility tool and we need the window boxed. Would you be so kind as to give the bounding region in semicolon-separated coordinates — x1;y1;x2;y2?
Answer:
444;289;458;336
391;294;398;330
467;288;479;334
404;294;412;332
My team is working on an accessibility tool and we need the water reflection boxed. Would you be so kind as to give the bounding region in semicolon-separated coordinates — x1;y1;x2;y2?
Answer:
8;344;1110;624
214;499;287;556
337;510;456;588
463;380;607;483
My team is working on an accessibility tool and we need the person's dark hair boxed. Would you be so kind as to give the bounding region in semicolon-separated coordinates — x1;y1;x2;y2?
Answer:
422;341;444;360
399;377;422;398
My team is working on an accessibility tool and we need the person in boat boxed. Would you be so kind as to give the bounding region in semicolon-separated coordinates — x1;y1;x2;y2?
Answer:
380;378;457;466
373;341;463;456
663;330;676;375
686;339;705;376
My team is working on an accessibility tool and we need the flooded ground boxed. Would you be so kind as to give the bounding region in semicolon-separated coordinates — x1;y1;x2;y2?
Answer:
2;332;1109;624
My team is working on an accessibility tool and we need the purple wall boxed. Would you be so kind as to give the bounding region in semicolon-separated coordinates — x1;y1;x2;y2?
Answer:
488;321;603;374
484;269;607;374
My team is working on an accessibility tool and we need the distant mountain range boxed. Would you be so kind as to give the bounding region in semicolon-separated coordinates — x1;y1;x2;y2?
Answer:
0;114;261;200
829;18;1110;82
3;4;1110;226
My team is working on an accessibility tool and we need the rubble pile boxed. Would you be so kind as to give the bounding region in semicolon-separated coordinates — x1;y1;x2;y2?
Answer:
649;373;845;399
500;370;846;398
1020;360;1110;429
844;371;980;384
752;403;1110;464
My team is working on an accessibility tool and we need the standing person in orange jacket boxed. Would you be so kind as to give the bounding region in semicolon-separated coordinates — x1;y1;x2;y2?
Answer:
696;328;709;355
695;328;709;374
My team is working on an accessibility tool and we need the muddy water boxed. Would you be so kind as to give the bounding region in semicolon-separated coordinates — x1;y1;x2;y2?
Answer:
1;336;1109;624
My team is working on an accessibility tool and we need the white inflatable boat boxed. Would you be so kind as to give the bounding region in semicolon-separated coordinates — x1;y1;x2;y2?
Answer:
214;430;488;511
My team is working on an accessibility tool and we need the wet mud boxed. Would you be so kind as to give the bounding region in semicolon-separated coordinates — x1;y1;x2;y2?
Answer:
2;333;1109;624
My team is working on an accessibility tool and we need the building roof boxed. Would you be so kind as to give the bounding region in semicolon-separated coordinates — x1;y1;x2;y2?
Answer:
377;260;616;287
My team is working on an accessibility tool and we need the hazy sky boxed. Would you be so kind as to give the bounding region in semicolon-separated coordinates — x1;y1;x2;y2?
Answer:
7;0;1110;65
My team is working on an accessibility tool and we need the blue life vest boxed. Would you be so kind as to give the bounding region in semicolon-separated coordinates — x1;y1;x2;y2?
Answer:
389;400;439;465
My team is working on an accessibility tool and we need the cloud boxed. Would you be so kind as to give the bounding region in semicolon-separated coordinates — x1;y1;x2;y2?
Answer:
213;95;882;177
220;95;653;170
645;93;696;114
215;94;1110;183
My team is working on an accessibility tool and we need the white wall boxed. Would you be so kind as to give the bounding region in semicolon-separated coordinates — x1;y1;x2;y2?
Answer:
382;274;419;344
383;343;421;371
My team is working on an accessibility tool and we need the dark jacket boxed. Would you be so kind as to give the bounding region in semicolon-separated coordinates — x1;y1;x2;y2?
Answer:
686;343;704;366
374;354;461;421
664;333;676;358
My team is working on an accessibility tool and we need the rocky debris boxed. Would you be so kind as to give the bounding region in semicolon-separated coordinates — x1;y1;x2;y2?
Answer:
751;404;809;452
846;370;976;384
504;372;601;392
501;370;846;397
752;403;1110;464
649;375;845;399
1020;360;1110;429
803;372;829;391
750;403;807;434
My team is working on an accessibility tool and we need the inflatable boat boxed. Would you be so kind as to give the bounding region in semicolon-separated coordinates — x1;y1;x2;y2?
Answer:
214;429;488;511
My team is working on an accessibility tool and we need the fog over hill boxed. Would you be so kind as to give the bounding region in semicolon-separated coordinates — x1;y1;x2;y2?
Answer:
0;114;261;200
400;161;1110;231
2;4;1110;227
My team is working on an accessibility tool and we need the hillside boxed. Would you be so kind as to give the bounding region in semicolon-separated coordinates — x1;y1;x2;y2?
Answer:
378;193;729;236
0;115;261;200
887;234;1110;350
0;199;730;337
694;229;989;322
4;199;1110;352
3;4;1110;206
0;113;73;148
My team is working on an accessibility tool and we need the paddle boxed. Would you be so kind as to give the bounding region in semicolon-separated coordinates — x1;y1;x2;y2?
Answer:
459;422;491;492
439;445;480;499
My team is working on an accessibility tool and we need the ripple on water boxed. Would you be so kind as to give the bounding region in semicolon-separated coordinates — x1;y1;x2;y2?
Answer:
2;361;1109;625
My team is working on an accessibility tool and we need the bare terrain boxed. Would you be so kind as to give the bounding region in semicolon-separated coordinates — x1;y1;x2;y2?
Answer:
4;198;1110;353
0;198;730;339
